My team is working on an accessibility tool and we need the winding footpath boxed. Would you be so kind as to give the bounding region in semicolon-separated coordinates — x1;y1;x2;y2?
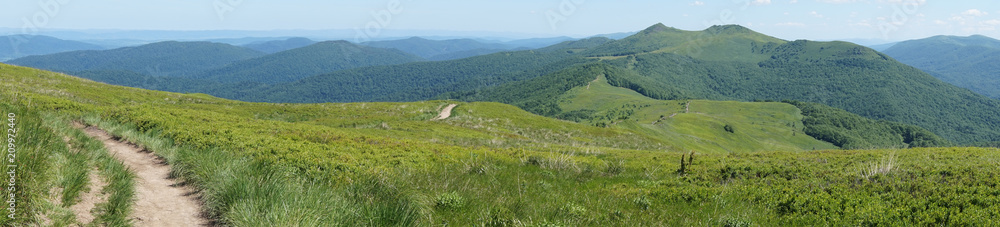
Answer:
432;104;458;120
80;125;208;226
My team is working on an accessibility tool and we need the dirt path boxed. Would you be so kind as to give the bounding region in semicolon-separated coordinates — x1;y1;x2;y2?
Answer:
432;104;458;120
80;126;209;227
685;101;691;113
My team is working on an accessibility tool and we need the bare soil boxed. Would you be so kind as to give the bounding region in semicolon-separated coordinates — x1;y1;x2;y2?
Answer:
433;104;458;120
80;125;209;226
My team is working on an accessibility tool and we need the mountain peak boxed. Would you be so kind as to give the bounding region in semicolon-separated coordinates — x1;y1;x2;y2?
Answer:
705;24;754;34
639;23;681;35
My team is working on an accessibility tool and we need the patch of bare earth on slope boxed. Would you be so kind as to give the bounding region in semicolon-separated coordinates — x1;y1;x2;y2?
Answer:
432;104;458;120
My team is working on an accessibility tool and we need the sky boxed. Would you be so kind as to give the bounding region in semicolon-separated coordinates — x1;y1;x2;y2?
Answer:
2;0;998;42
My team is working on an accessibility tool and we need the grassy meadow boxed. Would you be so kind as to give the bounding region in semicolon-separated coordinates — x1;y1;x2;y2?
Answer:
2;63;999;226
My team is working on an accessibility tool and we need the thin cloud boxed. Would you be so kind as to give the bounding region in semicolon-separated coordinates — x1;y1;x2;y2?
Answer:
775;22;806;27
690;1;705;6
962;9;989;17
817;0;858;3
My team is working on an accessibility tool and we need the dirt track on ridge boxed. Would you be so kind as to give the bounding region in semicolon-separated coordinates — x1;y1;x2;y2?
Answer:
433;104;458;120
80;125;208;227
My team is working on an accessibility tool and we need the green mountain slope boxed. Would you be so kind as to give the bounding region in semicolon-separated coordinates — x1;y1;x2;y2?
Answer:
8;41;264;77
242;37;317;54
784;101;949;149
196;41;424;84
1;35;105;61
240;49;589;102
883;35;1000;99
571;24;1000;144
459;62;946;150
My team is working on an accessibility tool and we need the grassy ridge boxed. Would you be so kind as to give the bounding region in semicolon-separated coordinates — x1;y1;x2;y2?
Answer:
559;74;837;153
3;63;1000;225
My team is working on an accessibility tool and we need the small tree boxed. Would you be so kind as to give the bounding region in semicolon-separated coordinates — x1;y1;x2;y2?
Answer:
678;154;686;174
724;124;735;133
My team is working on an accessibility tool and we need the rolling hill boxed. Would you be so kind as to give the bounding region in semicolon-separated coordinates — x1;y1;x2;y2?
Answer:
239;23;999;144
7;41;264;77
195;41;424;84
882;35;1000;99
0;35;104;61
573;24;1000;144
242;37;318;54
237;49;587;102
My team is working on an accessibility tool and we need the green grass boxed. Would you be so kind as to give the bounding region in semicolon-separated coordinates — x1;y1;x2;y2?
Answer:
559;75;837;153
48;114;136;226
0;104;134;226
3;63;1000;226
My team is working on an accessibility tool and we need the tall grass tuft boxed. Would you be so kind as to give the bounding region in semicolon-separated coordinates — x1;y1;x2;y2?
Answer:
44;113;136;226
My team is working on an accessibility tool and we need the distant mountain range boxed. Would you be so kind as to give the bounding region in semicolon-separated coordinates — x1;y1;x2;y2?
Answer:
242;37;317;54
0;35;104;61
883;35;1000;99
8;41;265;77
362;37;513;60
6;24;1000;145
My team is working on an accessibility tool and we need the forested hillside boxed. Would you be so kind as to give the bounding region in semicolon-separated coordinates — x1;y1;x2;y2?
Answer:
194;41;424;84
8;41;264;77
241;49;589;102
571;24;1000;144
883;35;1000;99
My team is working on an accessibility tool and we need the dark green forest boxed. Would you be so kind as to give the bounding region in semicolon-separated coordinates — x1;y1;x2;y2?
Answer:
783;100;950;149
193;41;424;84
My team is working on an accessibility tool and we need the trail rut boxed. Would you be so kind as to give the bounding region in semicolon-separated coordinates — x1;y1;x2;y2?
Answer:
432;104;458;120
80;125;209;227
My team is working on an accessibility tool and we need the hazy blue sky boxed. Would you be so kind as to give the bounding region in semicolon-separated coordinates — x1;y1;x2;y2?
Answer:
2;0;998;41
